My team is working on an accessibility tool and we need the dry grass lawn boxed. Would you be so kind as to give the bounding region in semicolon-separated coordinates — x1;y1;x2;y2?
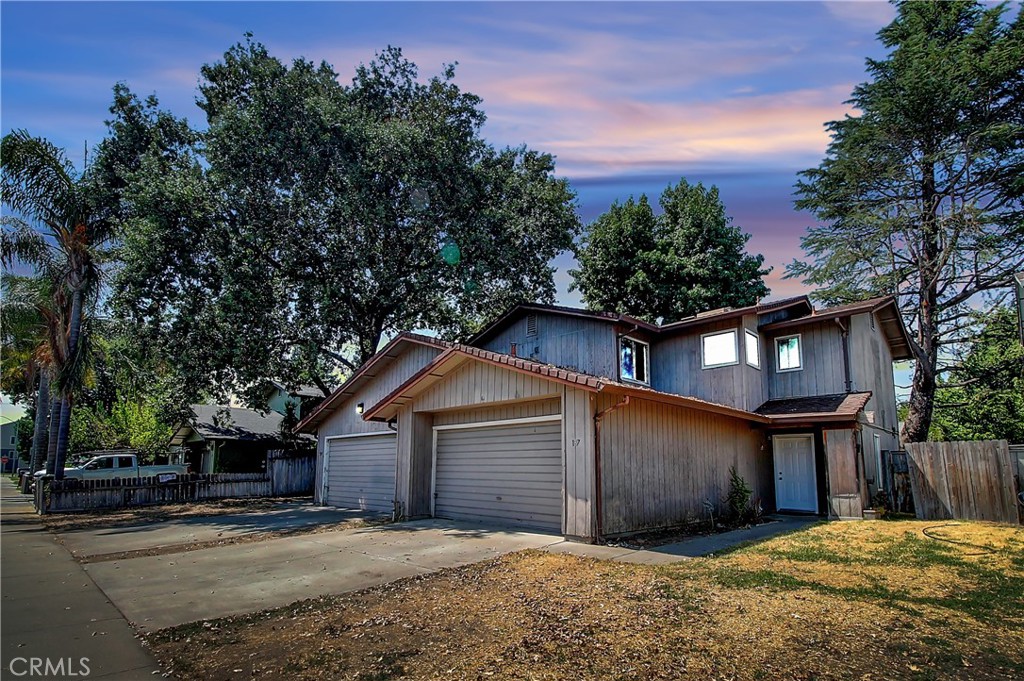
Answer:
145;520;1024;681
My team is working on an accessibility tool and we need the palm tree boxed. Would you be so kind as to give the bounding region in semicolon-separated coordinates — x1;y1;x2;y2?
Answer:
1;130;112;478
0;272;68;473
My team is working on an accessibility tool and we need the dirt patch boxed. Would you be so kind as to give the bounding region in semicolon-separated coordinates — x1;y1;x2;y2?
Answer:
145;520;1024;680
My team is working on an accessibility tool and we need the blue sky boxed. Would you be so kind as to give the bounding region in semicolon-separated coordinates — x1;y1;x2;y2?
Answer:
1;0;919;304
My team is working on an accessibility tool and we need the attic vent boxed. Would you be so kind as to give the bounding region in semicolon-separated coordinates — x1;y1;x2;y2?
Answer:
526;314;538;337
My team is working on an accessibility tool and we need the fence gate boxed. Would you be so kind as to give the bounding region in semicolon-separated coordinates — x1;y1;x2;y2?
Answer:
266;450;316;496
904;440;1020;524
880;450;914;514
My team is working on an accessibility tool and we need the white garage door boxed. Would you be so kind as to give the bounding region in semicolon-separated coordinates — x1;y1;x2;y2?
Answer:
434;418;562;532
325;433;396;513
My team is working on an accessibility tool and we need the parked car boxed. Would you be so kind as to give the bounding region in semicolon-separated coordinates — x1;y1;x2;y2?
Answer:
34;453;189;481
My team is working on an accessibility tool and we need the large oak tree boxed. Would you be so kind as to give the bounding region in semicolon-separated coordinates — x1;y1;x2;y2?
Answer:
100;39;580;409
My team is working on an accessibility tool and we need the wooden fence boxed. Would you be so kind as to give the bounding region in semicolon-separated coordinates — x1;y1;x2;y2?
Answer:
34;450;315;514
904;440;1020;524
266;450;316;496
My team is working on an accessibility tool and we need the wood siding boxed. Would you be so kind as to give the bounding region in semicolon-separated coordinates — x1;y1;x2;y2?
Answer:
413;359;560;412
651;317;765;411
563;386;596;538
432;398;561;426
478;312;619;379
597;394;770;535
766;320;846;399
318;343;443;438
823;428;865;519
848;312;900;473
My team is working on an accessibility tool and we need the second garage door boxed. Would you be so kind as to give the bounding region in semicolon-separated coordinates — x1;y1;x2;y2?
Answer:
433;418;562;532
325;433;396;513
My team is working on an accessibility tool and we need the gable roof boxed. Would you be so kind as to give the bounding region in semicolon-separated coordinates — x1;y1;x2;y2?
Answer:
362;343;771;424
171;405;288;445
294;333;451;433
658;295;812;333
755;392;872;425
469;297;814;345
760;296;913;360
269;381;327;399
469;303;660;345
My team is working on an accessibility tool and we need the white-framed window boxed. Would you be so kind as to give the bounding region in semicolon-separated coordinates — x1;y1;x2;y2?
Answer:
775;334;802;372
701;329;738;369
744;330;760;369
619;336;649;384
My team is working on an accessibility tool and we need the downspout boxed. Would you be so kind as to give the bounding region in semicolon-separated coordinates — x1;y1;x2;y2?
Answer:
387;418;403;521
836;318;853;393
593;395;630;541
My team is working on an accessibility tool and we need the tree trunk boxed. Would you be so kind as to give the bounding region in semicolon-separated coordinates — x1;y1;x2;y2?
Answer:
53;285;83;478
902;159;941;443
44;395;61;475
28;370;50;473
53;397;73;480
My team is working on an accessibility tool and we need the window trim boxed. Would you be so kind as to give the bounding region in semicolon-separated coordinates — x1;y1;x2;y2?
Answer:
775;333;803;373
618;335;650;385
744;329;761;369
700;329;739;370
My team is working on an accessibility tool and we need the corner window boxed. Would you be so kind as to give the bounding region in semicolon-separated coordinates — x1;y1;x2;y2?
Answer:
776;334;802;372
619;337;649;384
744;330;760;369
701;330;738;369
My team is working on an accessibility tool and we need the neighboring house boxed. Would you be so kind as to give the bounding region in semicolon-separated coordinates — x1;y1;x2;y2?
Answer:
266;382;327;421
1;417;19;473
296;295;911;540
170;383;321;474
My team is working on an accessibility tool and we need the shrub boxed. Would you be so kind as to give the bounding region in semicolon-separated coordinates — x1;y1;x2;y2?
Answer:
726;465;753;522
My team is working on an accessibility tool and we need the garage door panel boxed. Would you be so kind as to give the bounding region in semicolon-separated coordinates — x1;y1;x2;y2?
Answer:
325;433;396;513
434;420;562;532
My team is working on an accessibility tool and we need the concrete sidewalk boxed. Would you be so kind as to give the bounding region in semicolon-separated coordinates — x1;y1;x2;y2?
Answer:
0;477;162;680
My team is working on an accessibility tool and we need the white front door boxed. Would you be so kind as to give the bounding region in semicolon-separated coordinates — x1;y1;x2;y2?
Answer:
773;435;818;512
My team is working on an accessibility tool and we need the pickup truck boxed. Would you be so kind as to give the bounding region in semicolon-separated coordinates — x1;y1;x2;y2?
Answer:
35;453;189;481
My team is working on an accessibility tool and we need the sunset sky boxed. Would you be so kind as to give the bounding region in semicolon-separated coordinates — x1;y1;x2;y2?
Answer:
2;1;921;304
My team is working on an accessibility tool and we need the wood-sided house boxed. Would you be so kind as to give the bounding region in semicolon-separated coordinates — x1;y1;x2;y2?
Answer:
295;296;911;541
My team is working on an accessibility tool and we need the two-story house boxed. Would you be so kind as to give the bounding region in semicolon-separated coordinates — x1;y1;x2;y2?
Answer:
296;295;911;541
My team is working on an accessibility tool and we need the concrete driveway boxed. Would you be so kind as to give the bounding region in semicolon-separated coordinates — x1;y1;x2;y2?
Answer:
79;519;560;630
58;502;371;559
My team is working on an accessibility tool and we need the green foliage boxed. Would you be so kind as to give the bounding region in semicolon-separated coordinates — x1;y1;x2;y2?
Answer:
571;179;769;323
100;39;580;409
68;396;174;463
789;1;1024;441
726;465;753;522
15;417;34;461
930;306;1024;442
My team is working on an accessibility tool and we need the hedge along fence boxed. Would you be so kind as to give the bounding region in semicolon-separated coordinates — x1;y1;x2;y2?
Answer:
35;472;274;514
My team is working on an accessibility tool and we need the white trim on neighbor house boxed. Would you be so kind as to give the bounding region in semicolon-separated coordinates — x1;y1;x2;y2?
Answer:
618;335;650;385
430;414;563;516
700;329;739;369
744;329;761;369
775;333;803;373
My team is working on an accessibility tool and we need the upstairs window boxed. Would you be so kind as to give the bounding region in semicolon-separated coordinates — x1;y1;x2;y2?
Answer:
619;337;649;384
526;314;538;337
776;334;802;372
701;330;738;369
745;330;760;369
